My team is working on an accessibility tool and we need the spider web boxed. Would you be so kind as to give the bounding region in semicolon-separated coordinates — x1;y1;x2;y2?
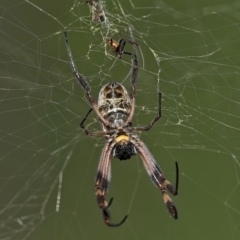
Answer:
0;0;240;239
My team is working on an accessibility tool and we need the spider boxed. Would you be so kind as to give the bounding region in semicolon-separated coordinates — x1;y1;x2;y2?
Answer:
107;38;138;58
64;29;179;227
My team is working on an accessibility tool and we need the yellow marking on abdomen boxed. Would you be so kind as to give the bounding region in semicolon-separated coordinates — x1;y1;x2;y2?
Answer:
116;135;129;143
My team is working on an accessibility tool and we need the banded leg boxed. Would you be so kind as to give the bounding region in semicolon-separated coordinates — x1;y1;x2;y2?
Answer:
95;141;128;227
132;139;178;219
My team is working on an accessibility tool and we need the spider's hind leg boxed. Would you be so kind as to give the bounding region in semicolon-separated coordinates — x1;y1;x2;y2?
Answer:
95;173;128;227
133;139;178;219
95;142;128;227
102;198;128;227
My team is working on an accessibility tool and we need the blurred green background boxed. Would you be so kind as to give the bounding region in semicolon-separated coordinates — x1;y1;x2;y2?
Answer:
0;0;240;239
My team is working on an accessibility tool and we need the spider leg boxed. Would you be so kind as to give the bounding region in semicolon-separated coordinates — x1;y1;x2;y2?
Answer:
126;31;138;123
95;140;128;227
127;39;139;47
64;30;91;94
132;138;178;219
102;198;128;227
122;51;132;56
64;30;110;128
174;161;179;195
80;108;106;136
133;91;162;131
117;38;126;56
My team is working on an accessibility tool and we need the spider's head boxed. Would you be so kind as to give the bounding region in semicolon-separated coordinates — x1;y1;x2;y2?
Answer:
113;135;137;160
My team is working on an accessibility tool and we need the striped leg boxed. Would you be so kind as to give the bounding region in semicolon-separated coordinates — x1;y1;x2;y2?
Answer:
95;141;128;227
133;139;178;219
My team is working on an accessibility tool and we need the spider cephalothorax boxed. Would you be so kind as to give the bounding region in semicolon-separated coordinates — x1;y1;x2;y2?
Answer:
64;29;179;227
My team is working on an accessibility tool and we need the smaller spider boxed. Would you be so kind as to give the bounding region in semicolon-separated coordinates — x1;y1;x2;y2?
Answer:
107;38;138;58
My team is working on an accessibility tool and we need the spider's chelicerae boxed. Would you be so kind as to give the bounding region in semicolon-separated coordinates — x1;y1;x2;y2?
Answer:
64;30;179;227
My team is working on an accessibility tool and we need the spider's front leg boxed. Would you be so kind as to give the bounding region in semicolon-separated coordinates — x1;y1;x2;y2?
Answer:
64;30;110;128
127;36;138;123
95;141;128;227
80;108;106;137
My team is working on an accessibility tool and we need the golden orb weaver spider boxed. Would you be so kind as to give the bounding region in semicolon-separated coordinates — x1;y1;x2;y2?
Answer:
64;29;179;227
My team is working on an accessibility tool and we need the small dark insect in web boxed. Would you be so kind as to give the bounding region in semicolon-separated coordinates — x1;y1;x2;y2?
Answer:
107;38;138;58
86;0;105;23
64;29;179;227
